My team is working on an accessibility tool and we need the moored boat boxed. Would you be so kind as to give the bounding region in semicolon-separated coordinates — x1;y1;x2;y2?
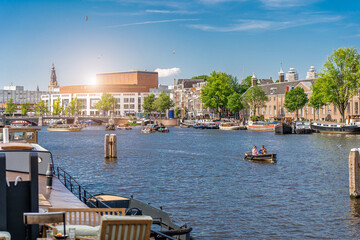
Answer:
311;122;360;134
247;121;278;131
295;121;312;134
10;120;30;127
117;123;132;130
105;123;116;131
219;122;241;130
141;124;169;133
47;124;82;132
274;122;293;135
244;152;276;163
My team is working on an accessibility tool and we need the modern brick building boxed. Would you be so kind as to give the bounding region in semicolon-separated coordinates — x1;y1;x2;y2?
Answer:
42;70;159;116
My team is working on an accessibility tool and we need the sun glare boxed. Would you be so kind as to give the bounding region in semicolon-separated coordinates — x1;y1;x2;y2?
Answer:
89;75;97;85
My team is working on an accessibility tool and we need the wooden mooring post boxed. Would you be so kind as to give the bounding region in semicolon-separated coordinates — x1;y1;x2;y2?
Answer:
104;134;117;159
349;148;360;198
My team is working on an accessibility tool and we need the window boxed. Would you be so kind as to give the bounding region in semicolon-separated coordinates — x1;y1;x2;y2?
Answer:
130;98;135;103
124;104;129;109
273;106;276;116
130;104;135;109
356;102;359;115
334;105;337;114
347;102;351;114
124;98;129;103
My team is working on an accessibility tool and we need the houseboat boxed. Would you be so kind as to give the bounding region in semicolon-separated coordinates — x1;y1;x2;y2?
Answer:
274;122;293;135
47;124;82;132
295;121;313;134
0;127;191;240
247;121;278;131
311;122;360;134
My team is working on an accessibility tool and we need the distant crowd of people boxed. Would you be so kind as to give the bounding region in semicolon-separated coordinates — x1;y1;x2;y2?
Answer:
252;145;267;155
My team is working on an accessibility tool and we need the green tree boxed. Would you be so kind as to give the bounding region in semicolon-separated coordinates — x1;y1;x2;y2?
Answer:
227;92;243;119
142;93;156;116
239;76;252;94
314;47;360;121
309;84;326;120
34;100;48;116
20;102;31;116
5;98;17;116
242;85;268;117
174;107;180;118
192;75;209;80
96;93;117;115
201;71;239;119
284;87;308;120
66;97;83;115
154;91;174;119
52;98;62;115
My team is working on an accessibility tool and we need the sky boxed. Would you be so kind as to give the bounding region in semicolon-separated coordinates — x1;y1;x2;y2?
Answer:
1;0;360;90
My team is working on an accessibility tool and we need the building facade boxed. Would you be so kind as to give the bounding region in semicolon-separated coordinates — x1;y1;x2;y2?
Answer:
244;66;360;122
173;79;207;118
42;70;159;116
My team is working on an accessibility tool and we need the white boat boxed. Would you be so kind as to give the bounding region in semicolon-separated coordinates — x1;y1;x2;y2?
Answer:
219;123;241;130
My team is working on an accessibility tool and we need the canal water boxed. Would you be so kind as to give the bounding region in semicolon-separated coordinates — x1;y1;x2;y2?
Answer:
39;126;360;239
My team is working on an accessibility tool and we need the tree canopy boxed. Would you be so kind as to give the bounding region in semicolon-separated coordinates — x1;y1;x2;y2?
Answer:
5;98;17;116
313;47;360;121
192;75;209;80
242;85;268;117
52;98;62;115
66;97;83;115
239;76;252;94
142;93;156;115
34;100;48;116
227;92;243;119
96;93;117;115
201;71;239;118
154;91;174;118
309;83;326;120
20;102;31;116
284;87;308;120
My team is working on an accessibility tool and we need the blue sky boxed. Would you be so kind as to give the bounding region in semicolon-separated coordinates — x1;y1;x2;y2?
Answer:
1;0;360;90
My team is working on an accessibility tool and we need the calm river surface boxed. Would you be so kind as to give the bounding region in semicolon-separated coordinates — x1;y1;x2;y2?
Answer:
39;126;360;239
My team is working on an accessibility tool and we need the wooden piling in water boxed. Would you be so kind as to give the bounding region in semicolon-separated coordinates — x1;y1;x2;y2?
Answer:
104;134;110;158
349;148;360;198
109;134;117;158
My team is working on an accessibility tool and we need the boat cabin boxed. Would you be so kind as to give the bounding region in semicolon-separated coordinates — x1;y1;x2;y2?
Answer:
0;128;39;144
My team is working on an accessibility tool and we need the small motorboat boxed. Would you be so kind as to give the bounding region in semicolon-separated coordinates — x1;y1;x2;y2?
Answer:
105;124;116;131
117;124;132;130
219;122;241;130
47;124;82;132
244;152;276;163
141;124;169;133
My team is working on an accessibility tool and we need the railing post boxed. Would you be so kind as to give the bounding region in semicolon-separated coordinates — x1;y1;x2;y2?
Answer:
78;185;81;200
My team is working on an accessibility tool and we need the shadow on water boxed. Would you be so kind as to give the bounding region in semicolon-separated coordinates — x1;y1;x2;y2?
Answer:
39;126;360;239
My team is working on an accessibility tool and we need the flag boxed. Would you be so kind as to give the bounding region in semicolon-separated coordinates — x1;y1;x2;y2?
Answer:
286;86;289;92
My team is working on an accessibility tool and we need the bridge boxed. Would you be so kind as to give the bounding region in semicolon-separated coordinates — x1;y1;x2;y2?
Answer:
1;115;119;126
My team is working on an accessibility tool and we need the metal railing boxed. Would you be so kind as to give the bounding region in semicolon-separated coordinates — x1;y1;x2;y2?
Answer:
56;166;111;208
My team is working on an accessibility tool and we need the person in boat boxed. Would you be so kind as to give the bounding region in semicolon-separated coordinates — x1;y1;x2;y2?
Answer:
259;145;267;154
252;145;258;155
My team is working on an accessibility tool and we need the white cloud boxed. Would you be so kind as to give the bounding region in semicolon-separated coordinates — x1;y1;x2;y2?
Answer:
188;15;342;32
155;68;181;77
146;9;198;14
259;0;322;8
108;18;199;28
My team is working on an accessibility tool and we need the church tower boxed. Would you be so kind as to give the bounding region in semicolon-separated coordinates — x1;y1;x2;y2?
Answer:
251;73;258;86
48;64;60;92
278;67;285;82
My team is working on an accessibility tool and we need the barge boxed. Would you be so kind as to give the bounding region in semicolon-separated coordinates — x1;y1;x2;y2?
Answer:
311;122;360;134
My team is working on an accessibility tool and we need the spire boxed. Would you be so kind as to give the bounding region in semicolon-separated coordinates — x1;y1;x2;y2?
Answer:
36;84;39;91
49;63;59;92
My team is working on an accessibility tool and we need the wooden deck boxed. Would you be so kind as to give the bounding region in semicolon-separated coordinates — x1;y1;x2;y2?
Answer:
6;171;87;211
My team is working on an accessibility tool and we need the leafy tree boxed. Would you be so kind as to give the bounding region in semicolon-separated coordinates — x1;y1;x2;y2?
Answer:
20;102;31;116
309;84;326;120
5;98;17;116
96;93;117;115
284;87;308;120
66;97;83;115
239;76;252;94
227;92;243;119
154;91;174;119
52;98;62;115
242;85;268;117
201;71;239;119
142;93;156;116
34;100;48;116
174;107;181;118
192;75;209;80
314;47;360;121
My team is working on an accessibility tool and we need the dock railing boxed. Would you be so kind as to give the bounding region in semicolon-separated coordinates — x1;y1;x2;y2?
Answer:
56;166;111;208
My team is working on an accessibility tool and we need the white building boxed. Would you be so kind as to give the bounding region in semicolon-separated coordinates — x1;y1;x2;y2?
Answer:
286;67;299;81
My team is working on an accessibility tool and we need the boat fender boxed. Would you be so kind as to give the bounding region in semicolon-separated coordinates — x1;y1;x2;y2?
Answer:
125;208;143;216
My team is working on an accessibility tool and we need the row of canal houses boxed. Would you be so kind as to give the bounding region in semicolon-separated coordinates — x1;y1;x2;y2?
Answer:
175;66;360;122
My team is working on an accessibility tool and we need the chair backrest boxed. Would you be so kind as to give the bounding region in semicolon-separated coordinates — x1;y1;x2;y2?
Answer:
48;208;126;227
23;212;66;235
99;215;152;240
